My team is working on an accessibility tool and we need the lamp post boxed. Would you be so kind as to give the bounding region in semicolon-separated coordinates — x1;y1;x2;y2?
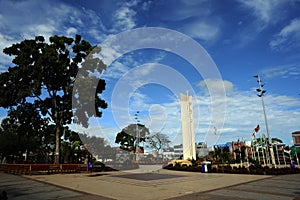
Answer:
134;111;140;161
254;74;275;165
254;74;271;144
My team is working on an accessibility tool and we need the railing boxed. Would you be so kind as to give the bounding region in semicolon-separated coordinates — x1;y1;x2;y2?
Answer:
0;164;88;175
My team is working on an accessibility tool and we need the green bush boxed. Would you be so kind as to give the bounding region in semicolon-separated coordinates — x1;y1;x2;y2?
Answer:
163;163;300;175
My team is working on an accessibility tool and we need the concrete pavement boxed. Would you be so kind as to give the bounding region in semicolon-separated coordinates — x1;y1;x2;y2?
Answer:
1;167;300;199
0;172;112;200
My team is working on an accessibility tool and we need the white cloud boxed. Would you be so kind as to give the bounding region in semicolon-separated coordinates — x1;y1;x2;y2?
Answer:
110;0;138;32
101;61;130;80
100;51;166;81
0;0;109;69
0;0;74;36
81;79;300;147
129;91;151;111
25;22;57;40
198;79;233;95
156;0;212;22
152;1;220;42
213;91;300;144
181;21;220;41
235;0;289;46
66;27;78;36
69;123;118;146
270;18;300;50
238;0;282;24
0;33;17;71
261;64;300;79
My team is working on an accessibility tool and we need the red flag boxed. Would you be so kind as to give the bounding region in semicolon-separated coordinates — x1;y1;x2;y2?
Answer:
254;125;260;133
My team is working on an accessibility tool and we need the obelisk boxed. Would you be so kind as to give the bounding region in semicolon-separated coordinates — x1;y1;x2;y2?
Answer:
180;92;196;160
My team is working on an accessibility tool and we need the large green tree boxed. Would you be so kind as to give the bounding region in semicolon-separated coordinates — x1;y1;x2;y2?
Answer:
79;133;114;162
0;103;49;163
0;34;107;164
115;124;150;152
61;130;87;164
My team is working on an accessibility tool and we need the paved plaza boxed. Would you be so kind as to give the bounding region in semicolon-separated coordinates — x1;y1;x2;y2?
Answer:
1;166;300;199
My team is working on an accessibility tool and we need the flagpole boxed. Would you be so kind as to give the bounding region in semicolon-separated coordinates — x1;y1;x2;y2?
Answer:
262;146;266;166
296;151;299;165
282;146;286;167
276;144;280;166
257;144;261;164
253;125;260;163
288;150;292;164
245;140;249;167
251;137;256;161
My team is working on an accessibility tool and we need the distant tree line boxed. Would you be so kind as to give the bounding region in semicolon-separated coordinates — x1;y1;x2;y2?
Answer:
0;107;112;164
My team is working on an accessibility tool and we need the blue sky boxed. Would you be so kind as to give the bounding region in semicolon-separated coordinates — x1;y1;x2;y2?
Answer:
0;0;300;147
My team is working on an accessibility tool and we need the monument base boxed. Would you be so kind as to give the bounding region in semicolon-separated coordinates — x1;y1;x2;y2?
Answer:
168;159;192;166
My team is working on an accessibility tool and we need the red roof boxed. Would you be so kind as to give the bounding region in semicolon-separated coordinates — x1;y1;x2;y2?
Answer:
292;131;300;135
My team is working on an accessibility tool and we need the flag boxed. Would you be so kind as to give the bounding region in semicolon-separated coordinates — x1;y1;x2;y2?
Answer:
254;124;260;133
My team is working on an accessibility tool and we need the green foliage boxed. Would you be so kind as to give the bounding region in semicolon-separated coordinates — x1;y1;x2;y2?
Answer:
191;158;198;166
249;158;262;168
214;147;233;164
241;146;246;161
115;124;150;152
0;103;49;163
146;132;170;154
79;133;114;162
0;34;107;163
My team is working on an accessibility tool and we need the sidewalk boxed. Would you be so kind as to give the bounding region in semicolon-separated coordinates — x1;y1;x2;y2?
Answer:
0;172;112;200
26;169;272;200
1;169;300;200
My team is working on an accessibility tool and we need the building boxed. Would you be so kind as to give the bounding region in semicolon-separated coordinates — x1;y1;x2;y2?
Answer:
196;142;209;157
292;131;300;146
162;147;175;161
174;144;183;159
180;93;196;160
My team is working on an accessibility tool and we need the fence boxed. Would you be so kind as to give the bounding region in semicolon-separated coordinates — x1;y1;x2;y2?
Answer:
0;164;88;175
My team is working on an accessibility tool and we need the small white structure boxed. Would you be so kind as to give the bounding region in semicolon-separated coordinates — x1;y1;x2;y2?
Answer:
162;148;175;161
196;142;209;157
174;144;183;159
180;93;196;160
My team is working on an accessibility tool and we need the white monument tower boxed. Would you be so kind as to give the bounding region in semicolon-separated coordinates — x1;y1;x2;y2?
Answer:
180;92;196;160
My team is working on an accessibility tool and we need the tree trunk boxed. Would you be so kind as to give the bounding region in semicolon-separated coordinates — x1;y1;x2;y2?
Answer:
54;125;61;164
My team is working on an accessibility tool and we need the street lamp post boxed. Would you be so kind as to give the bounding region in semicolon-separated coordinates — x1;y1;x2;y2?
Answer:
135;111;140;161
254;74;271;144
254;74;275;165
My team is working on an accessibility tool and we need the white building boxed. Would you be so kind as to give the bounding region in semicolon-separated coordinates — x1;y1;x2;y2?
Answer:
162;147;175;161
196;142;209;158
180;93;196;160
174;144;183;159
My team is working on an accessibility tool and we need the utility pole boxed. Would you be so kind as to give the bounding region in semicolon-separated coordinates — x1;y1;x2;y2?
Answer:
254;74;271;144
254;74;275;165
135;111;140;161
